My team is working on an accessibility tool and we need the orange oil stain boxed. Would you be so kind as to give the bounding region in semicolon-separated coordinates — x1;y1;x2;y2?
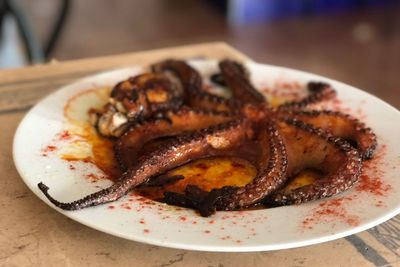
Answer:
135;157;256;201
61;87;121;180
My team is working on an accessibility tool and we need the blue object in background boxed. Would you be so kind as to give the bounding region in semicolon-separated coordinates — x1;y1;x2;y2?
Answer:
310;0;394;12
228;0;301;24
228;0;397;25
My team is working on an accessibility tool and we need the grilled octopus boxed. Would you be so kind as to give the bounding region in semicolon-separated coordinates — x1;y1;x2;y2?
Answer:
38;59;377;217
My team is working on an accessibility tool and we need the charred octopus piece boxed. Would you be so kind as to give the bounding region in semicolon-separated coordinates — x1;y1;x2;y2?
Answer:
38;119;253;210
218;59;266;105
115;107;234;170
38;58;377;217
164;116;365;216
152;59;237;112
265;119;362;206
164;121;288;216
90;73;183;137
277;109;377;160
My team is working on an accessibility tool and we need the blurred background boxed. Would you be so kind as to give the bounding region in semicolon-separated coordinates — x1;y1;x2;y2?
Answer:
0;0;399;106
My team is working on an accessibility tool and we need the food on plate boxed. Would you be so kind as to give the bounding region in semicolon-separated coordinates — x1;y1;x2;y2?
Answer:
38;59;377;217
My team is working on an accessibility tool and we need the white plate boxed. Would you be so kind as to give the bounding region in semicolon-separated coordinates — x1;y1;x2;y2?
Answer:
13;60;400;252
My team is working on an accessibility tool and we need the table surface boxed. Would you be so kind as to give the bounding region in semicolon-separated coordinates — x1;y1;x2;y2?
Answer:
1;43;399;267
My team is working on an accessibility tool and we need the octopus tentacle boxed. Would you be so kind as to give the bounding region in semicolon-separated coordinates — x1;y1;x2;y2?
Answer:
38;119;253;210
211;121;288;211
265;119;363;206
219;59;266;105
152;59;236;112
115;107;235;169
277;82;336;110
277;109;377;160
164;121;289;216
151;59;202;100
